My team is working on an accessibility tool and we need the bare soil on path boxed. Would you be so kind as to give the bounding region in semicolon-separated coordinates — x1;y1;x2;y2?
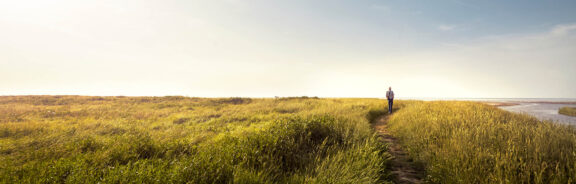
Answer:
373;115;425;184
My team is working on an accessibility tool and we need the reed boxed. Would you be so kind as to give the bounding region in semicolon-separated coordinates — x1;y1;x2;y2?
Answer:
559;106;576;117
388;101;576;183
0;96;398;183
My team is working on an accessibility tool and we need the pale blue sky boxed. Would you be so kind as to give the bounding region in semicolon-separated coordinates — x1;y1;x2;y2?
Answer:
1;0;575;98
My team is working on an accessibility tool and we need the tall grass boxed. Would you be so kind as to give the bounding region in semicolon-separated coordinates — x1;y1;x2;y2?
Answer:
559;106;576;117
388;101;576;183
0;96;396;183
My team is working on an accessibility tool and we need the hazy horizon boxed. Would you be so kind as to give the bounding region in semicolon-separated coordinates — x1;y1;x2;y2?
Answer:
2;0;576;98
3;95;576;101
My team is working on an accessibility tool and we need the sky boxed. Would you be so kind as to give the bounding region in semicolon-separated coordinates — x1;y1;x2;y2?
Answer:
1;0;575;98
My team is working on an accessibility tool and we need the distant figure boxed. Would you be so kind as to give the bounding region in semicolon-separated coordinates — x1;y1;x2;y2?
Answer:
386;87;394;113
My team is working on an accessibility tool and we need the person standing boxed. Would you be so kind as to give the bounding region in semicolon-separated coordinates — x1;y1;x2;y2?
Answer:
386;87;394;113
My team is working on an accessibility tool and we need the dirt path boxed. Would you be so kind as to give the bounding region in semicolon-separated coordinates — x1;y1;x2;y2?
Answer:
372;115;425;184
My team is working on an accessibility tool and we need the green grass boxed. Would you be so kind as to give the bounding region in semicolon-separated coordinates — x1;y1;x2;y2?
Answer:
0;96;400;183
559;106;576;117
388;101;576;183
4;96;575;183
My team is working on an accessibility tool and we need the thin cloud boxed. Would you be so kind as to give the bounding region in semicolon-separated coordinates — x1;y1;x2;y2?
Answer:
437;24;457;31
449;0;480;10
421;24;576;97
370;4;390;11
551;24;576;36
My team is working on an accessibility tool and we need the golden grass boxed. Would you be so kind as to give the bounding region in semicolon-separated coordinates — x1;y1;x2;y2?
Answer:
0;96;402;183
388;101;576;183
4;96;573;183
559;106;576;117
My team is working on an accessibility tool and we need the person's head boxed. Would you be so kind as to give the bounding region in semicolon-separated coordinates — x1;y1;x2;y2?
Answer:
389;87;392;90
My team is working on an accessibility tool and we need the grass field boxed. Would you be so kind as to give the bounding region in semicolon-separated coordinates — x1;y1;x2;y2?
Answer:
559;106;576;117
0;96;406;183
2;96;576;183
388;101;576;183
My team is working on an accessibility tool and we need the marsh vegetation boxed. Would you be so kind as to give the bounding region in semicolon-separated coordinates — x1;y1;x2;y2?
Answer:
388;101;576;183
559;106;576;117
0;96;395;183
2;96;575;183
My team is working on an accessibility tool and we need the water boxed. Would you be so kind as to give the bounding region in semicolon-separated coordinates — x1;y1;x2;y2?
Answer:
398;98;576;125
399;97;576;103
499;103;576;125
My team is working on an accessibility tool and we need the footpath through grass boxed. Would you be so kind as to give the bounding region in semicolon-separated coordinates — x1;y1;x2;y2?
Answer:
0;96;400;183
5;96;574;183
388;101;576;183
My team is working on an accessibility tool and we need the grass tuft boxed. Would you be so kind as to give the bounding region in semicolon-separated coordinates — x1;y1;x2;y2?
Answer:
559;106;576;117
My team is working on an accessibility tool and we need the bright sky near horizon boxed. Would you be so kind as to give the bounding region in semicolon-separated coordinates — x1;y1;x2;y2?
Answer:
1;0;576;98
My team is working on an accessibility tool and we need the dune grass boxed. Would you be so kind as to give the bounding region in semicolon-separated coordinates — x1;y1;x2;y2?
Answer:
0;96;403;183
388;101;576;183
559;106;576;117
6;96;573;183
